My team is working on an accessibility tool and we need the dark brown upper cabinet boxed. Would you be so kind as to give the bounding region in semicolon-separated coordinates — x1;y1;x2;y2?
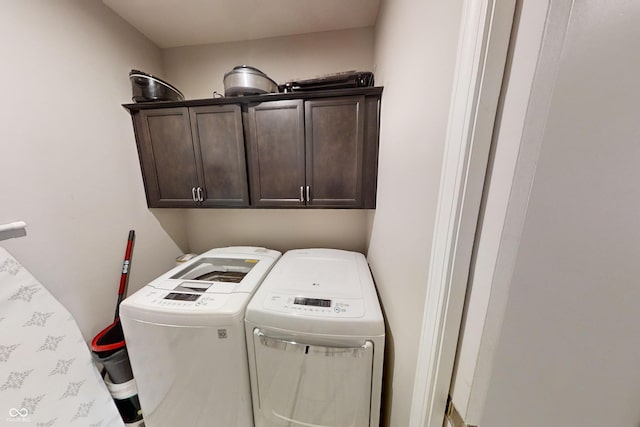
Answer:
125;87;381;209
305;96;365;207
246;99;306;207
189;105;249;207
132;104;249;208
246;95;378;208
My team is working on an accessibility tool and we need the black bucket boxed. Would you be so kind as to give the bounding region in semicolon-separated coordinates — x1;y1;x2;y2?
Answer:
91;319;133;384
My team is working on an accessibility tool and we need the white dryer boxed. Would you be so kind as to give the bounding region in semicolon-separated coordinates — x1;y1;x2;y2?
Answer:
245;249;385;427
120;246;281;427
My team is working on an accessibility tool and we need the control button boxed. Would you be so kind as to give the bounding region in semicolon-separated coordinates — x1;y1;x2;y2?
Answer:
334;307;340;313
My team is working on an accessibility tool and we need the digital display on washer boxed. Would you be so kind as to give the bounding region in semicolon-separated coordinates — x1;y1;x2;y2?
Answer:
164;292;200;302
294;297;331;307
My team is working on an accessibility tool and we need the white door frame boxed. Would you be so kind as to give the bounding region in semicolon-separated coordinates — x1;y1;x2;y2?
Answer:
407;0;516;426
409;0;576;425
447;0;575;424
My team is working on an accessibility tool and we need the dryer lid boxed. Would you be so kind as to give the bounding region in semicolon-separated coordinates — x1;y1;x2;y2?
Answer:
265;250;363;299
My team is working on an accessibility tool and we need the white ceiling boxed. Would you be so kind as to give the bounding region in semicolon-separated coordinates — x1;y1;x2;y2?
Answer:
103;0;381;49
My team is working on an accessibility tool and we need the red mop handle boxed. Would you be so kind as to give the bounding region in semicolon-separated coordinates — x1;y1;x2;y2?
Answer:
115;230;135;320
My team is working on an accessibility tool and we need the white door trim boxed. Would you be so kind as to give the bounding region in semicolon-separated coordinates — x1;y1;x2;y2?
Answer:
407;0;516;426
448;0;575;424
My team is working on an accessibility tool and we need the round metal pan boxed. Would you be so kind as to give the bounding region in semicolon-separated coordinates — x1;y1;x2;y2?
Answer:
223;65;278;97
129;69;184;102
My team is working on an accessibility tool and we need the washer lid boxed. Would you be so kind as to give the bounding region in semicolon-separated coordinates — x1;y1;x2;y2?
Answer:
146;248;280;294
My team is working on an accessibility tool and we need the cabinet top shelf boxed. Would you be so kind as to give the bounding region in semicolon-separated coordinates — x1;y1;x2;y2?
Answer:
123;86;383;112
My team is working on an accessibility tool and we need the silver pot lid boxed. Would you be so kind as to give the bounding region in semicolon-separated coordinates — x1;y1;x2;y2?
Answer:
224;65;276;83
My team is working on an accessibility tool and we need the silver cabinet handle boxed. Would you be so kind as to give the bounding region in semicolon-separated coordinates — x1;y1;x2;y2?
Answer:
191;187;197;202
306;185;310;202
197;187;204;202
300;186;304;202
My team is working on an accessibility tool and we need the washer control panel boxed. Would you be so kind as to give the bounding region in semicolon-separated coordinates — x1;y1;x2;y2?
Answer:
263;293;365;317
135;288;225;311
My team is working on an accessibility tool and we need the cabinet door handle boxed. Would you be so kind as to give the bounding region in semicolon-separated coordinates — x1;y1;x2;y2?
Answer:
300;186;304;202
197;187;204;202
192;187;198;202
306;186;310;202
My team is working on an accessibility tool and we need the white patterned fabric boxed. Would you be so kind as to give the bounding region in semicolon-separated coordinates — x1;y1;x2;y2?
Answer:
0;247;124;426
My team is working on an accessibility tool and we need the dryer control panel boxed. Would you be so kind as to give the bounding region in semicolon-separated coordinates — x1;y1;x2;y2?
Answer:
263;293;365;317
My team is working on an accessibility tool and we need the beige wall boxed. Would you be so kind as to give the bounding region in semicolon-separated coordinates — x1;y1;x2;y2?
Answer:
163;27;375;100
0;0;186;339
368;0;463;425
185;209;371;254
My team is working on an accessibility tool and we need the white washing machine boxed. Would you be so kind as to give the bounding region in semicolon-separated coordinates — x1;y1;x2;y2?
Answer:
245;248;385;427
120;246;281;427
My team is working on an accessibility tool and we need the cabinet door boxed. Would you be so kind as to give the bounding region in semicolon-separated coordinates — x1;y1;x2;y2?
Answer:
246;100;305;207
305;96;365;207
252;330;374;427
135;107;199;207
190;105;249;207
